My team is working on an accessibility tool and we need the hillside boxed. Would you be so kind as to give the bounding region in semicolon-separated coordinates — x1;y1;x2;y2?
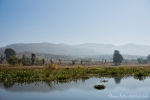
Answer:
75;43;150;56
0;43;150;56
0;43;99;56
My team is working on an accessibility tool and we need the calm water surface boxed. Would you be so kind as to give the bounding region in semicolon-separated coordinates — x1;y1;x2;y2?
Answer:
0;77;150;100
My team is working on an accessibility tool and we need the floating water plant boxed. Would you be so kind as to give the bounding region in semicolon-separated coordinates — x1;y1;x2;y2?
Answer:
134;72;147;77
0;66;150;84
81;76;89;79
100;80;108;83
94;85;106;90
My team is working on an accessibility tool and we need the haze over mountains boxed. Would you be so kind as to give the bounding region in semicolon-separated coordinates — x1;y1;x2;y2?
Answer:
0;43;150;56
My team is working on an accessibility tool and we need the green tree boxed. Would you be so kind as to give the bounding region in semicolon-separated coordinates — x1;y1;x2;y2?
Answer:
147;54;150;62
72;60;75;65
22;55;26;65
42;59;45;65
137;58;148;64
4;48;16;61
26;57;31;65
118;54;123;64
58;59;61;65
0;55;5;63
80;58;83;65
113;50;123;66
35;58;40;65
137;58;142;64
50;59;53;64
143;59;148;64
8;56;22;65
88;58;92;65
31;53;36;65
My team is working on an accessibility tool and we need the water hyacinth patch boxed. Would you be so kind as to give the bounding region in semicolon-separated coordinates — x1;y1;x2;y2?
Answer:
94;85;106;90
0;66;150;84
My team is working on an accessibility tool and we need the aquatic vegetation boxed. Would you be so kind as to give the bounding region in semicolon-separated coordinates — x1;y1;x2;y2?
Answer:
134;71;148;76
134;76;147;81
57;74;71;80
133;71;148;81
3;79;15;88
100;80;108;83
0;66;150;84
81;76;89;79
94;85;106;90
111;71;118;76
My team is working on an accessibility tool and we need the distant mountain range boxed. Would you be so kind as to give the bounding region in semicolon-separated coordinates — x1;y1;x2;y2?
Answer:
75;43;150;56
0;43;150;56
0;43;99;56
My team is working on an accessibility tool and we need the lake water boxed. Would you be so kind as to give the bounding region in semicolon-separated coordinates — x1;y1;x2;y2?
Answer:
0;76;150;100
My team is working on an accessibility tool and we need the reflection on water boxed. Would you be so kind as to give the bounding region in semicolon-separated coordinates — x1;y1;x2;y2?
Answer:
3;80;15;89
134;76;147;81
1;76;149;89
0;76;150;100
114;78;122;84
81;76;89;83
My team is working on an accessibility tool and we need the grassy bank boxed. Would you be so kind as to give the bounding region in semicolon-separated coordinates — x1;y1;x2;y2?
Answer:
0;66;150;84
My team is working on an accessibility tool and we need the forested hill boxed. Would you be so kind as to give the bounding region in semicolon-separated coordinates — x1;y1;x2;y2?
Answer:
0;43;150;56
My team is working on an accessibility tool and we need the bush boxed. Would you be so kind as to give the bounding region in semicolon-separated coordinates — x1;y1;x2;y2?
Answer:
47;64;58;70
78;66;83;68
8;56;22;66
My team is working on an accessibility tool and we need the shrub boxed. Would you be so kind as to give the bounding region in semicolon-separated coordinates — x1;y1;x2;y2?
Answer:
8;56;22;66
78;66;83;68
47;64;58;70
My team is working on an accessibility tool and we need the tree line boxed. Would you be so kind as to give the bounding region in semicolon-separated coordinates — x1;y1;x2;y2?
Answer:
0;48;45;66
1;48;150;66
137;54;150;64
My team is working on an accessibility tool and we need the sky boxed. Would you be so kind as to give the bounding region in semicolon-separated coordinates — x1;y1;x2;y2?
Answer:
0;0;150;47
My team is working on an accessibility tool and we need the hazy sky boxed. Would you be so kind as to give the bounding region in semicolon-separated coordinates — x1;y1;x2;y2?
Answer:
0;0;150;47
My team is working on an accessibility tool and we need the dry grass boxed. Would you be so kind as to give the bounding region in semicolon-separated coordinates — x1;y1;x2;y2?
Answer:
47;64;58;70
0;65;47;69
1;63;150;69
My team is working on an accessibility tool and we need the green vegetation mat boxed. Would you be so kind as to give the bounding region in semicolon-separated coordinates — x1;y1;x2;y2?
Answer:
0;67;150;84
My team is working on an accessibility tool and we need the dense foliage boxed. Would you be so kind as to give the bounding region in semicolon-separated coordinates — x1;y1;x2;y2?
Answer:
4;48;16;61
147;54;150;62
113;50;123;65
137;58;148;64
31;53;36;65
8;56;22;65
